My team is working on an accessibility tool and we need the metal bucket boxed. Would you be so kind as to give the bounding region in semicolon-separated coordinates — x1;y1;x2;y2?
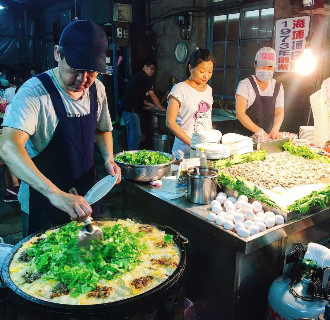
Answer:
187;167;218;204
153;134;171;153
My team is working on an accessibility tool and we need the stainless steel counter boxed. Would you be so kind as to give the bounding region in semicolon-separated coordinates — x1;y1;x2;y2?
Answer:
115;179;330;320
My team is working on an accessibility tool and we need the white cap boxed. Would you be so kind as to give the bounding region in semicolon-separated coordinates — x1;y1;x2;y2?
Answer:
255;47;276;68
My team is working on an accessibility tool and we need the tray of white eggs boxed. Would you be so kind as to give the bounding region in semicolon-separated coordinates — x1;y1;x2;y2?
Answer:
206;192;285;238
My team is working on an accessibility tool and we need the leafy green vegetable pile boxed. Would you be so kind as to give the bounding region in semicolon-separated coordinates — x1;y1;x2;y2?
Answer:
283;140;330;164
115;150;173;165
217;171;281;209
25;222;150;297
287;185;330;213
213;150;267;170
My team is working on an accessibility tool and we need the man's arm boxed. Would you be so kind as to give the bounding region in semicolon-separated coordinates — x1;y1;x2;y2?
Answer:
166;97;191;146
94;129;121;183
148;90;166;111
0;127;92;220
269;107;284;139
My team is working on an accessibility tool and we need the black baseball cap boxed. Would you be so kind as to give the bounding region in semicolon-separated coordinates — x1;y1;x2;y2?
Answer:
59;20;108;74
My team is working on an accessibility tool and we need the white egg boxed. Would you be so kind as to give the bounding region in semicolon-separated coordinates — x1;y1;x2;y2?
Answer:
252;202;263;213
226;208;236;216
243;220;255;229
227;196;237;204
245;210;255;221
265;217;276;228
265;211;275;218
207;212;217;222
256;211;266;220
248;225;260;235
216;195;227;204
235;208;243;215
252;200;262;208
241;202;253;213
237;228;250;238
238;195;249;203
234;222;245;231
224;220;234;230
275;215;285;225
212;206;223;214
234;213;245;223
218;211;228;218
254;216;265;224
226;214;235;221
216;216;226;226
224;200;235;209
211;200;221;208
255;221;266;232
217;192;227;199
235;200;245;209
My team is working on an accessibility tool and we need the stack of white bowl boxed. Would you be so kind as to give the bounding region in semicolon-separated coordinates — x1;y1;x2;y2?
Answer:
310;82;330;147
221;133;253;155
195;143;230;160
299;126;314;142
190;129;222;149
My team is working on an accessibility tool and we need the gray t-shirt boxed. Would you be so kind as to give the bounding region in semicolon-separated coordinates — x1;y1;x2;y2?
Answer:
2;69;113;213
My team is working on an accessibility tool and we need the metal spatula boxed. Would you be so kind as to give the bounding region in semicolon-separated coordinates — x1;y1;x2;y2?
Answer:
69;175;118;245
68;187;103;246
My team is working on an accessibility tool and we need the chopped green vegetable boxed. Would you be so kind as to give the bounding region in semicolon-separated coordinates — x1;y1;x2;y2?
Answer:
286;185;330;213
115;150;172;165
26;222;149;296
164;234;173;245
213;150;267;170
283;140;330;164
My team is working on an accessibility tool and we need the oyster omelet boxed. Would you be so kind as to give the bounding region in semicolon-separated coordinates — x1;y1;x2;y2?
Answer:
9;219;181;305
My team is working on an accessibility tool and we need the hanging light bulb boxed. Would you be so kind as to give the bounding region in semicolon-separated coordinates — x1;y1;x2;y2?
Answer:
295;2;317;75
295;47;317;75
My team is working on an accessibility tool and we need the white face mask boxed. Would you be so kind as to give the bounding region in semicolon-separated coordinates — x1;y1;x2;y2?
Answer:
256;70;274;82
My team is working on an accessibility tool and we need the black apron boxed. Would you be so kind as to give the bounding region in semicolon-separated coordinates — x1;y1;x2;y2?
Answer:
238;76;281;136
28;72;98;235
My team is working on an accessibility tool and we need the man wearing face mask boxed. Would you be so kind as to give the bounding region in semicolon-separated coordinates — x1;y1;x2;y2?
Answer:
235;47;284;142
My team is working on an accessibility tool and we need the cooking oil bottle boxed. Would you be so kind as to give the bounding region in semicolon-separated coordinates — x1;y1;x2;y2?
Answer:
199;147;207;167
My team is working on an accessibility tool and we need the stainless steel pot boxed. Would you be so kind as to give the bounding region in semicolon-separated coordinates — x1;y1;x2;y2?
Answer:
153;134;171;153
187;167;218;204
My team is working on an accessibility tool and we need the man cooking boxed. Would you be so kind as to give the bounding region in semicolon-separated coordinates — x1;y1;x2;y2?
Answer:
121;58;166;150
235;47;284;142
0;20;121;235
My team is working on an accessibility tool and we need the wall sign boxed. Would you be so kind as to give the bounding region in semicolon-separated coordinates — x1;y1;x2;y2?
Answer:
112;22;130;47
275;16;310;72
